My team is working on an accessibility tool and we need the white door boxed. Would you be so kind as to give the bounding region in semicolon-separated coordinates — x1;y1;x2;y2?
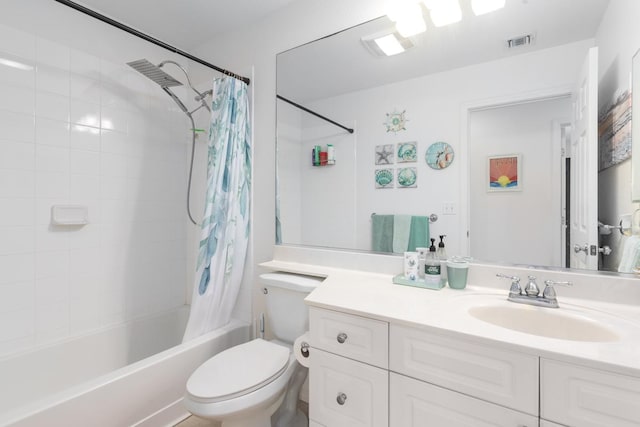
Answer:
569;47;598;270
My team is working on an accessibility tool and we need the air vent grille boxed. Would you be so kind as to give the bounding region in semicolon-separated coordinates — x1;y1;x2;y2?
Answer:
507;34;533;48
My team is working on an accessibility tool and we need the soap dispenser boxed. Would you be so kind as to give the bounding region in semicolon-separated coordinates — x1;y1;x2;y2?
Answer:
437;235;448;287
424;238;441;286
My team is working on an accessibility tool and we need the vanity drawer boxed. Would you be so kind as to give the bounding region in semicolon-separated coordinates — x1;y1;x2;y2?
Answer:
389;324;539;416
541;359;640;427
309;307;388;368
390;372;538;427
309;348;389;427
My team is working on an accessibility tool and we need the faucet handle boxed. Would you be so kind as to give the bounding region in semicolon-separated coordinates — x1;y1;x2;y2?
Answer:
543;279;573;300
496;273;521;297
524;275;540;297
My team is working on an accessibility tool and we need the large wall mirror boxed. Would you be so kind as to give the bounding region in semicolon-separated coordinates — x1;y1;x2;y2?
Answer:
276;0;640;274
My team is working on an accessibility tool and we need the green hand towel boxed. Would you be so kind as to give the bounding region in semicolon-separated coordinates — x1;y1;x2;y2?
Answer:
407;216;429;251
372;215;394;253
393;215;412;253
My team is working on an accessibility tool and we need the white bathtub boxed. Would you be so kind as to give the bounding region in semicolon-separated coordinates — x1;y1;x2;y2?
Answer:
0;306;249;427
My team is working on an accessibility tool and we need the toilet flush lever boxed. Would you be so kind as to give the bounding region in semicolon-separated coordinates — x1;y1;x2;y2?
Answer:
336;332;348;344
300;341;310;358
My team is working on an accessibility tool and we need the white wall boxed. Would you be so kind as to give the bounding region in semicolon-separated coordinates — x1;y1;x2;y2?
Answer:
284;41;590;256
595;0;640;271
0;0;216;357
469;97;571;267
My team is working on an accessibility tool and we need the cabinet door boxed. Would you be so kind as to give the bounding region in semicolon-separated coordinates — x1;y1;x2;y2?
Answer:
540;421;564;427
310;348;388;427
390;324;539;416
541;359;640;427
390;373;538;427
310;307;388;368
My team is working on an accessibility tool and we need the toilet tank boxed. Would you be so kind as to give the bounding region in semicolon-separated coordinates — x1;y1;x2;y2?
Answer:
261;272;323;343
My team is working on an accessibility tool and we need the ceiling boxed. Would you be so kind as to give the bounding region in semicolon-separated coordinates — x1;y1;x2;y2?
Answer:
277;0;610;102
73;0;298;50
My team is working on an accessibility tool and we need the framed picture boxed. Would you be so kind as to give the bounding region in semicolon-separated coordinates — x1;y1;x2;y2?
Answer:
487;154;521;192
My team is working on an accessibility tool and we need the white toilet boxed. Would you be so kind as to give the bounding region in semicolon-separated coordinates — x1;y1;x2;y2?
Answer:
184;272;322;427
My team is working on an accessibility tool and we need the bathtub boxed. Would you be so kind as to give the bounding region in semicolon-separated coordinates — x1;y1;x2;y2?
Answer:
0;306;249;427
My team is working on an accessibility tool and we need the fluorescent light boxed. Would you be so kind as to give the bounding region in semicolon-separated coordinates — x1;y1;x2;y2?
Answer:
471;0;506;15
429;0;462;27
0;57;33;71
396;15;426;37
374;34;405;56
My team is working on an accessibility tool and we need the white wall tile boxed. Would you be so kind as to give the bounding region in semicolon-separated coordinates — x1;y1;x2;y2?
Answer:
35;117;69;148
35;91;69;122
35;250;68;279
0;25;35;60
100;153;127;177
69;49;100;78
0;253;35;285
0;198;35;226
36;65;69;97
36;225;69;253
101;106;128;133
0;281;34;312
36;171;69;198
35;145;69;173
0;83;35;115
0;140;34;170
70;74;100;103
36;38;69;70
0;59;34;89
0;169;34;198
0;307;35;344
0;110;34;143
69;99;100;127
35;298;69;345
68;223;100;249
36;275;69;301
0;226;34;255
70;125;100;151
69;150;100;176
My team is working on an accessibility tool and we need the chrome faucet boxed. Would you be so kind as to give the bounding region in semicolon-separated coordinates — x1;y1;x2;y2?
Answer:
496;274;572;308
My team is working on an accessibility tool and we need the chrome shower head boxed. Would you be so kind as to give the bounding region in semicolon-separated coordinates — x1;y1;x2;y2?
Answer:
126;59;183;88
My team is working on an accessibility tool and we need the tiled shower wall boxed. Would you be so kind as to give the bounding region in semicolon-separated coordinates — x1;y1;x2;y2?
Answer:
0;3;210;357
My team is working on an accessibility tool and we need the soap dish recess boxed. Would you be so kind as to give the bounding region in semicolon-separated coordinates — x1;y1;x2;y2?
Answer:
51;205;89;225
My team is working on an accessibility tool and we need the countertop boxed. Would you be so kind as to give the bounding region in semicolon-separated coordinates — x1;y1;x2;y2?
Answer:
261;260;640;377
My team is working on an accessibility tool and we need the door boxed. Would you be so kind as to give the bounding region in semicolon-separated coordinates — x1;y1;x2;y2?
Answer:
569;47;598;270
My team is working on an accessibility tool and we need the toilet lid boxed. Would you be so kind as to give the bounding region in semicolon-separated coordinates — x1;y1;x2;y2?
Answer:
186;339;290;403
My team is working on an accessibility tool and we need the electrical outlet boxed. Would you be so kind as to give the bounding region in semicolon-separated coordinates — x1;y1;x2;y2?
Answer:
442;202;456;215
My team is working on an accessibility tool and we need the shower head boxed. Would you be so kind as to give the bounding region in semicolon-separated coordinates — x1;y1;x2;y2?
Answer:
126;59;183;88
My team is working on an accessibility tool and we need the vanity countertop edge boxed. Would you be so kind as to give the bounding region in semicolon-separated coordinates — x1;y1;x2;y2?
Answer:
260;259;640;378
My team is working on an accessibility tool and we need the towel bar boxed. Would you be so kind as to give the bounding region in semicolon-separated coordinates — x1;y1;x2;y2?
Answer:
371;213;438;223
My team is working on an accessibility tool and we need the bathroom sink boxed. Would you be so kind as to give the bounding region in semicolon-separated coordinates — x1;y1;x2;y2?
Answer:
467;304;620;342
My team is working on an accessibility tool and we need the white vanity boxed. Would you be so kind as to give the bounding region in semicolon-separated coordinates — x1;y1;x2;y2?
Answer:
262;253;640;427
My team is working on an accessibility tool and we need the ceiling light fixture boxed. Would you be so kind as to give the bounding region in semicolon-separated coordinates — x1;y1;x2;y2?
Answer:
362;30;415;57
471;0;506;16
425;0;462;27
385;0;427;37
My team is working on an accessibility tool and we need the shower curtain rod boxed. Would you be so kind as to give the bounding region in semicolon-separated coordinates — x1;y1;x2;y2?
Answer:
53;0;251;85
277;95;354;134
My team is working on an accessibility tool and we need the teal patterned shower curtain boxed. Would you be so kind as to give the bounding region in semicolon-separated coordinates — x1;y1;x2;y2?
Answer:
183;76;251;342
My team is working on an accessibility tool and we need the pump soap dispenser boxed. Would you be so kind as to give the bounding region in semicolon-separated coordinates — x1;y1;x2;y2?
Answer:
437;235;448;287
424;238;441;287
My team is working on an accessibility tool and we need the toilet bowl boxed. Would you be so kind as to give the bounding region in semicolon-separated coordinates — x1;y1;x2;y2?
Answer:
183;272;322;427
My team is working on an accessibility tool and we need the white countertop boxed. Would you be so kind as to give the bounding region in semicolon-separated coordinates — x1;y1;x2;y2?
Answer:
261;260;640;377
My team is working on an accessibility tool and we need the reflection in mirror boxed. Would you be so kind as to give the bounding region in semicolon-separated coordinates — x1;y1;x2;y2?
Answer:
277;0;640;274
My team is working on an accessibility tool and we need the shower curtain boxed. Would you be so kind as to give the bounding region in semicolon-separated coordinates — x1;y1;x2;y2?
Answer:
183;76;251;342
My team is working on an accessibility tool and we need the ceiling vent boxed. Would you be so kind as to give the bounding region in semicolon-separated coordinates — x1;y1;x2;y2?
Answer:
506;34;534;49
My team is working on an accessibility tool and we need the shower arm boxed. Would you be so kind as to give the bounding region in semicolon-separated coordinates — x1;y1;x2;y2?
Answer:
159;60;211;113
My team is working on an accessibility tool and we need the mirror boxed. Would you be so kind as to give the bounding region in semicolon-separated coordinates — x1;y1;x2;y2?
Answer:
276;0;637;273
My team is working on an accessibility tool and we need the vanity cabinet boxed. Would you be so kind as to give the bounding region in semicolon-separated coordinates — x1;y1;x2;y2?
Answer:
390;324;539;416
390;372;538;426
541;359;640;427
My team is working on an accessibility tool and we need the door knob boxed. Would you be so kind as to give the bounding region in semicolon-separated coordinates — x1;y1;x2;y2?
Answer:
336;332;348;344
573;244;588;254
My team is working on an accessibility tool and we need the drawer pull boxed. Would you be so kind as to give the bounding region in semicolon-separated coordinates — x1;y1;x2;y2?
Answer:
337;332;348;344
336;392;347;405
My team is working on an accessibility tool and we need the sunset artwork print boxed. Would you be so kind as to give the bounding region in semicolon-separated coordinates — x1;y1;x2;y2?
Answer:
488;154;521;192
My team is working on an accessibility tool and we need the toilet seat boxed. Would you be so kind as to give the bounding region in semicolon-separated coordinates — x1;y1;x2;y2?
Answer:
186;339;290;404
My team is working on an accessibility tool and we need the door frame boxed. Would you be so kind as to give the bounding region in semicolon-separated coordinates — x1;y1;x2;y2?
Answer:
459;86;573;259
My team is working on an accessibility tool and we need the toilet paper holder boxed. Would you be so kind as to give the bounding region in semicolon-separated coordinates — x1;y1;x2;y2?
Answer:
300;341;310;358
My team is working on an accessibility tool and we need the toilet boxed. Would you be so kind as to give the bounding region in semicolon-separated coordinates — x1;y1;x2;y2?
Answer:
184;272;322;427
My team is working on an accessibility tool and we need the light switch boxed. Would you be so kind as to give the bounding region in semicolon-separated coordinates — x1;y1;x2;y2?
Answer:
442;202;456;215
